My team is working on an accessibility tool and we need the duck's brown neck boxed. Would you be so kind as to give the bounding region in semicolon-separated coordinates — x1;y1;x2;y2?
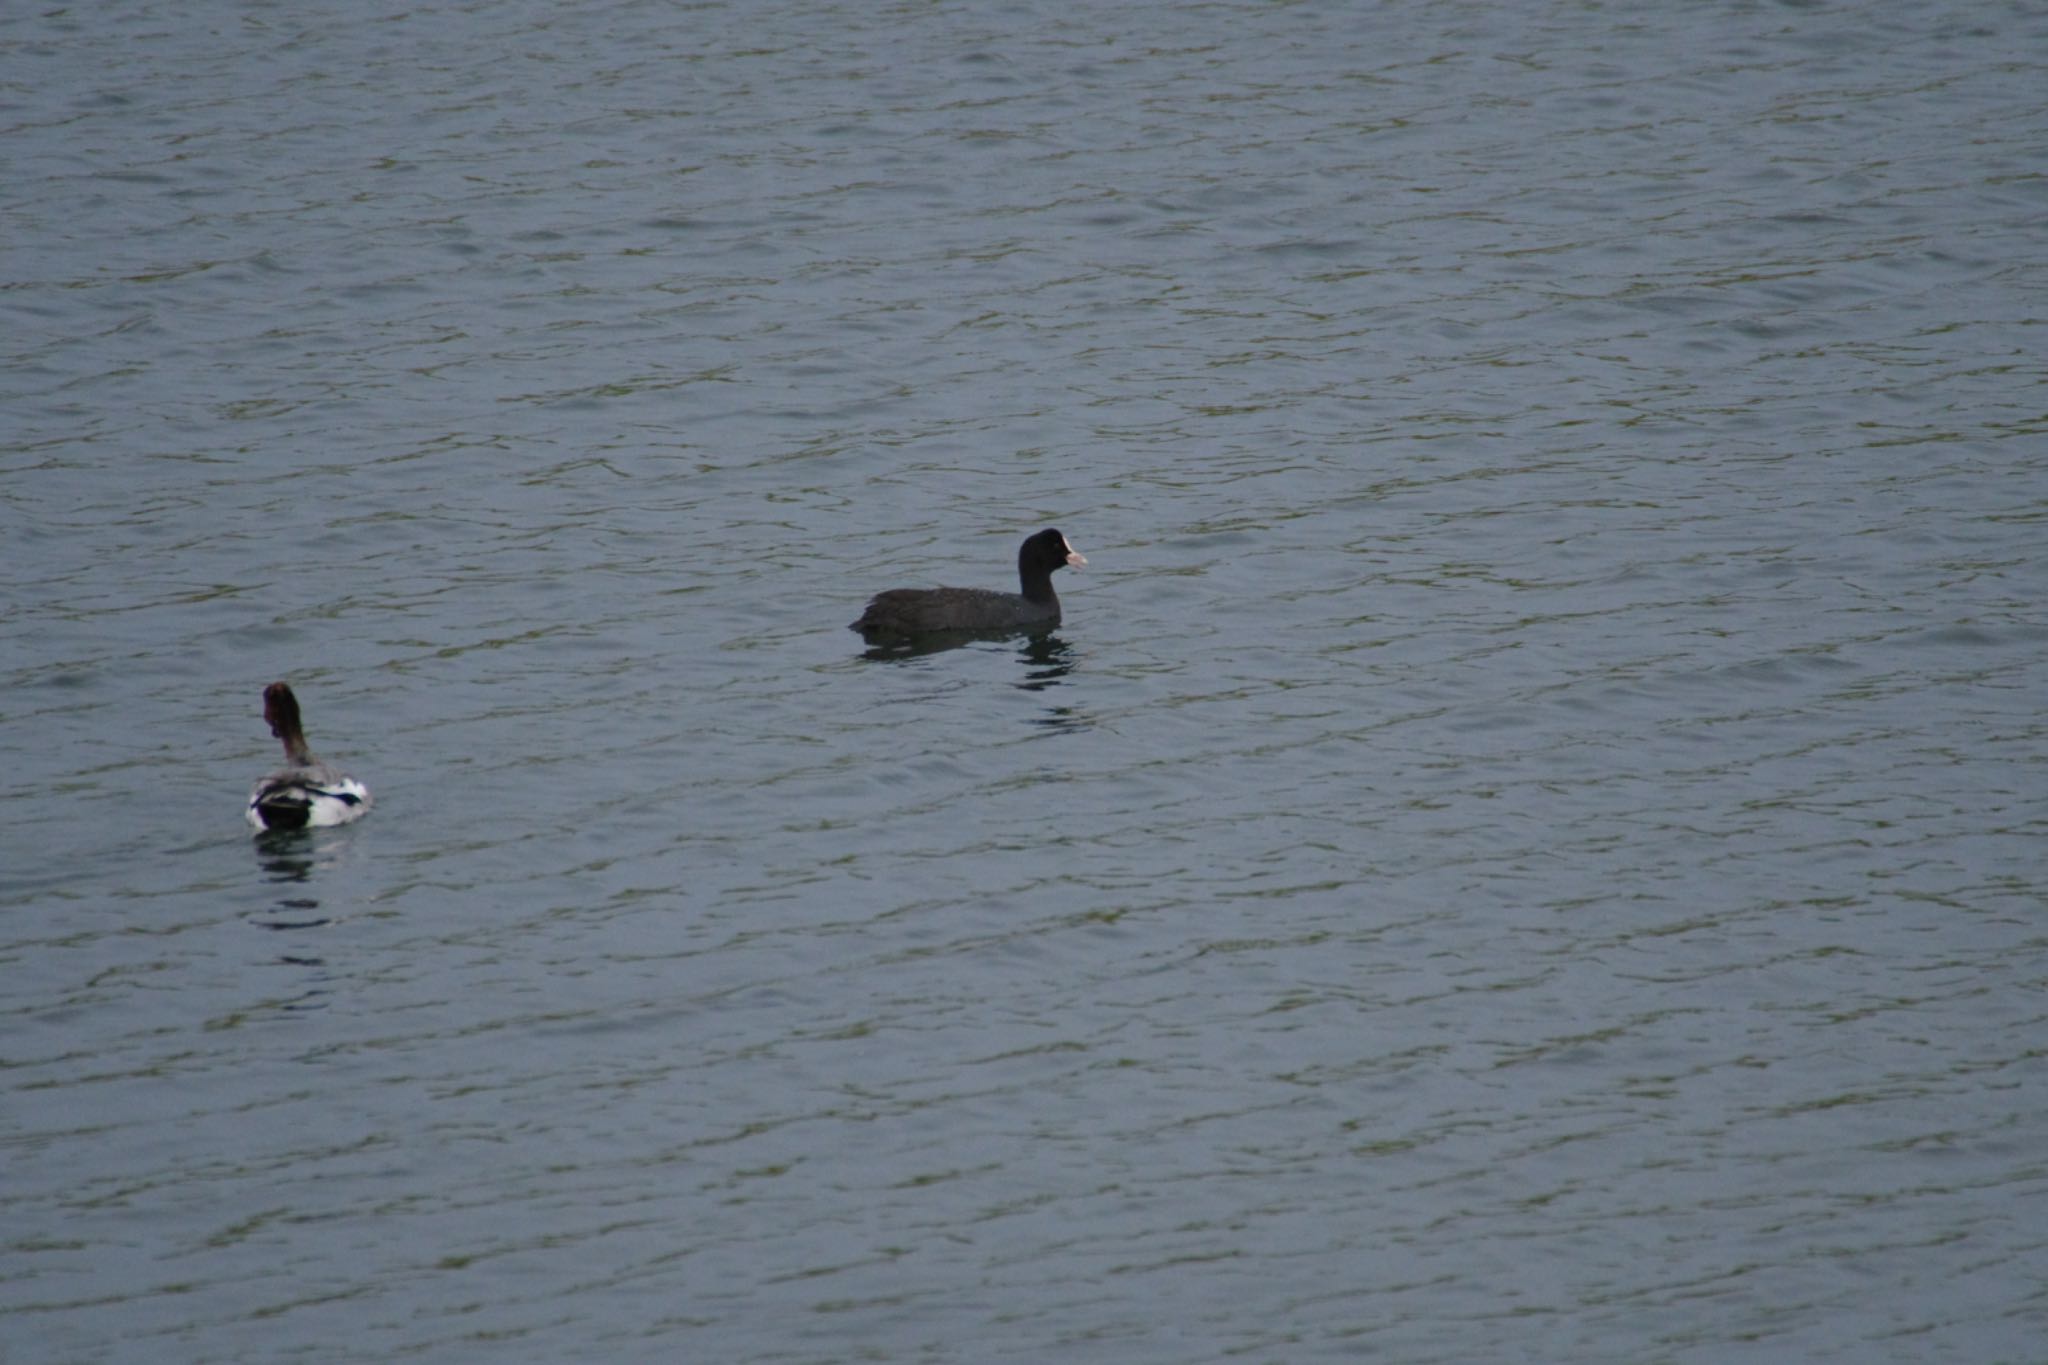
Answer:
264;686;314;765
277;729;313;766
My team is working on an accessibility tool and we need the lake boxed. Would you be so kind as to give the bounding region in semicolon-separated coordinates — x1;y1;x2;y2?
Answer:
4;1;2045;1361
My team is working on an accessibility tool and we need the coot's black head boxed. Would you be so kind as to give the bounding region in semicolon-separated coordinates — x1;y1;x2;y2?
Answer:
1021;528;1086;576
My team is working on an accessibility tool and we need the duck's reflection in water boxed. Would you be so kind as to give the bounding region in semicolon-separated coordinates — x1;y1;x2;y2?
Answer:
248;828;353;1012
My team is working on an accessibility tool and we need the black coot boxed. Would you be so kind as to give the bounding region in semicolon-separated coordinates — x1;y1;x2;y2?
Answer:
851;528;1086;639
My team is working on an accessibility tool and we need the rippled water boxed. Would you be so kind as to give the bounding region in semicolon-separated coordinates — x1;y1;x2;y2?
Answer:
5;1;2046;1361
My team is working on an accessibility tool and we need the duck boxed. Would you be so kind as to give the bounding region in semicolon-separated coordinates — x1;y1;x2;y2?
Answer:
851;528;1086;639
246;682;372;831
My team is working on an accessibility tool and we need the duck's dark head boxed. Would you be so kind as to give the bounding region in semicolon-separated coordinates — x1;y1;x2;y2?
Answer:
263;682;310;760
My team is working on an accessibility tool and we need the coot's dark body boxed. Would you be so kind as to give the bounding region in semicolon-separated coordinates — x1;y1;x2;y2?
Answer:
852;529;1085;639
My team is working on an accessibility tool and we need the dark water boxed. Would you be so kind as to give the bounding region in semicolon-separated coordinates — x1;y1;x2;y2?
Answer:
5;2;2046;1361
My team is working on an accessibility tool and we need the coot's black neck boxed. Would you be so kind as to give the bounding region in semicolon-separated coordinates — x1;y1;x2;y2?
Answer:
1019;558;1059;605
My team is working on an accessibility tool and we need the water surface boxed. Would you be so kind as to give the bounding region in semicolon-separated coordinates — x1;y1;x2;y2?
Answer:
4;2;2046;1361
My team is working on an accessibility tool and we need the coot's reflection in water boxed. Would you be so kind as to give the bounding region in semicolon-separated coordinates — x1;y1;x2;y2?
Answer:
856;626;1072;666
1017;633;1075;688
1018;634;1094;733
854;628;1088;726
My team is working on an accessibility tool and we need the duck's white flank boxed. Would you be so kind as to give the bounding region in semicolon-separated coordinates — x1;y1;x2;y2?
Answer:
246;771;372;830
247;681;371;832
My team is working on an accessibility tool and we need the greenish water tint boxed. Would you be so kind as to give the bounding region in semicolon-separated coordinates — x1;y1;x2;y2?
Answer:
4;1;2045;1361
